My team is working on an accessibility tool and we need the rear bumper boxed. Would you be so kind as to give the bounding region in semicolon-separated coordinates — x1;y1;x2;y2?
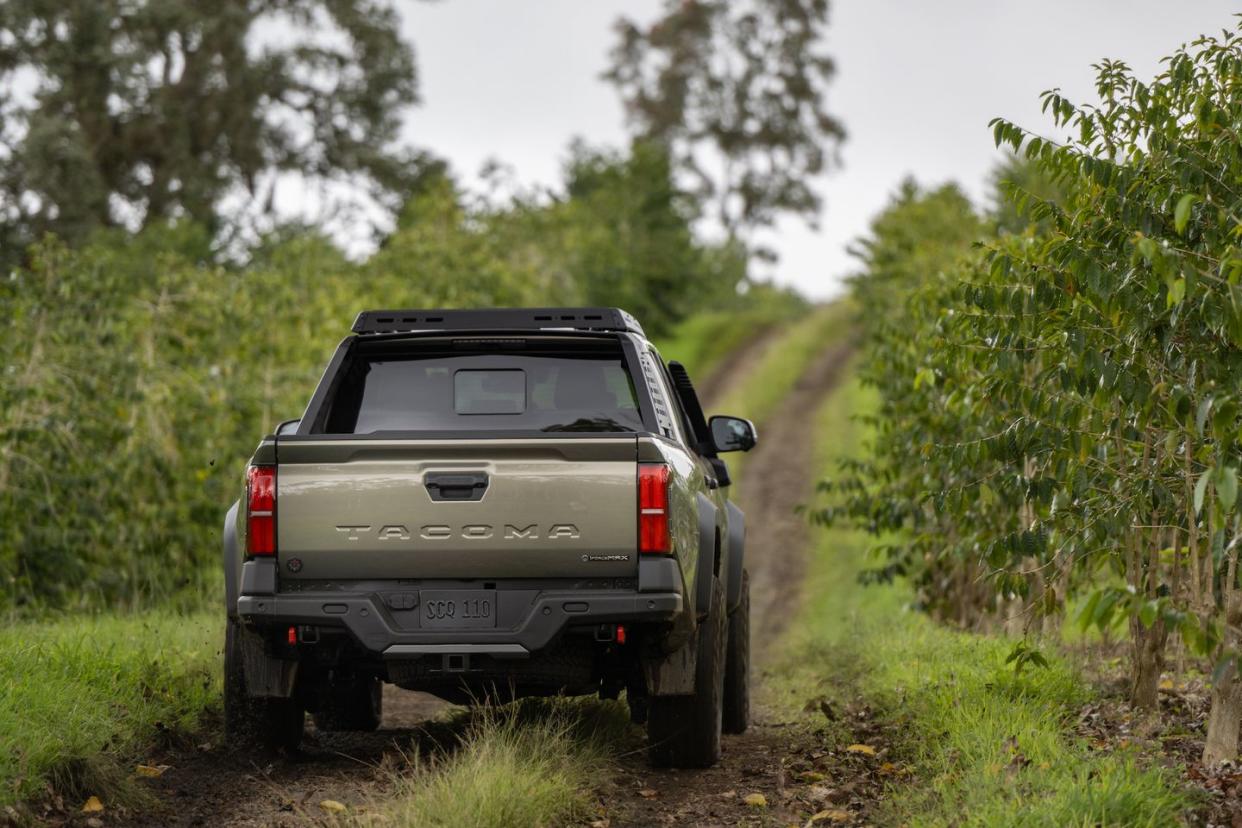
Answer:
236;587;682;658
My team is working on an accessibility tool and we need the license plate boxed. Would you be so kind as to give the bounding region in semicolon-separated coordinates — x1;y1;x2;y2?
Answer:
419;590;497;629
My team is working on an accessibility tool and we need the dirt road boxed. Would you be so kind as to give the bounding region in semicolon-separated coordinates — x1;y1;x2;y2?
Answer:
119;331;855;828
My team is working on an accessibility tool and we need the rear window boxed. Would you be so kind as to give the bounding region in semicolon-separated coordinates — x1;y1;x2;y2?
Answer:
320;339;644;434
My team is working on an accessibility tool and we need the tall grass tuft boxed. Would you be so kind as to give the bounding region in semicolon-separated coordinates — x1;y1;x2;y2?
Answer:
375;697;636;828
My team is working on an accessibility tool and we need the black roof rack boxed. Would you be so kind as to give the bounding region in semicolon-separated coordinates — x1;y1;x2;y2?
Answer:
351;307;645;337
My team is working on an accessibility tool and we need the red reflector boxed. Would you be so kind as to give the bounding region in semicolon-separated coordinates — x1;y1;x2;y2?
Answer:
616;624;627;645
287;626;298;646
638;464;670;554
247;465;276;556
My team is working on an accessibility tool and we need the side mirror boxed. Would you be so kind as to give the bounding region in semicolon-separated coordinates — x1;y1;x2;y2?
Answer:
709;415;757;453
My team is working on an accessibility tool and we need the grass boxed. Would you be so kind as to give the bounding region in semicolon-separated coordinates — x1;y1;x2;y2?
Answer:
0;609;221;814
372;698;636;828
764;368;1194;827
652;301;806;380
709;299;853;421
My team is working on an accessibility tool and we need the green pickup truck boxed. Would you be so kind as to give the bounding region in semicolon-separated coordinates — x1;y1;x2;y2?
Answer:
222;307;755;767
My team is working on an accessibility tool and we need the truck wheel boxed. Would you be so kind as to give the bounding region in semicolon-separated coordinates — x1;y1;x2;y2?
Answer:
313;676;383;732
722;569;750;734
224;619;305;751
647;577;726;768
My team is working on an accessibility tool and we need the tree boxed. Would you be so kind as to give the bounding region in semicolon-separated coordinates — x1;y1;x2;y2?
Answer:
0;0;425;260
556;140;741;334
604;0;845;246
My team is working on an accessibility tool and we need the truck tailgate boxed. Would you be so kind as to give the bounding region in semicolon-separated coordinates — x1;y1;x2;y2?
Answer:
274;437;638;580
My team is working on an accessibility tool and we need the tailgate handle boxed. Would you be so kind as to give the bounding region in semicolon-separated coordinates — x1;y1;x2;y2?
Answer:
425;472;489;502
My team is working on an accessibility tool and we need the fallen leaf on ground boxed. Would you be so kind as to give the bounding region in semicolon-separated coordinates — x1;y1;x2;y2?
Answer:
797;770;827;782
81;796;104;814
135;763;170;778
808;809;850;824
319;799;347;813
878;762;898;775
845;744;876;756
743;792;767;807
85;819;104;828
589;820;610;828
638;788;658;799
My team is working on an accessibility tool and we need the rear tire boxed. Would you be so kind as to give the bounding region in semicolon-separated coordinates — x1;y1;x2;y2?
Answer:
647;577;726;768
313;675;383;732
224;619;305;751
722;569;750;734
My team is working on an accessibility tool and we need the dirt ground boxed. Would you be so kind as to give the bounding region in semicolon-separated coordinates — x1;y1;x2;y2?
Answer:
105;331;859;828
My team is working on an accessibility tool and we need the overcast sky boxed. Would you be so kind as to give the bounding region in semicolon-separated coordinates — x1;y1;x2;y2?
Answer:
391;0;1239;299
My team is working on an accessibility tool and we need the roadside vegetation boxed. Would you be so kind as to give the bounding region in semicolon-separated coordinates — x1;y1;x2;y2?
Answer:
0;609;219;813
766;373;1192;826
818;23;1242;771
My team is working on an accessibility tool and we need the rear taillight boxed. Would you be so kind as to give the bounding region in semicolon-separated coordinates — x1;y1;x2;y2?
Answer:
246;465;276;556
639;464;670;554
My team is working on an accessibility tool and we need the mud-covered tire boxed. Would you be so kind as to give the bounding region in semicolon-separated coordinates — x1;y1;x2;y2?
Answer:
647;577;726;768
224;619;304;751
722;569;750;734
313;676;383;732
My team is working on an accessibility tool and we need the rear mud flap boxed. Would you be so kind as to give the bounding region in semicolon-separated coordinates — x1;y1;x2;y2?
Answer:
240;626;298;698
643;639;696;696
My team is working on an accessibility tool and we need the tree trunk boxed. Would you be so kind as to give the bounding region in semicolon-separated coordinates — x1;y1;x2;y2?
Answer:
1204;660;1242;764
1128;615;1167;710
1204;592;1242;764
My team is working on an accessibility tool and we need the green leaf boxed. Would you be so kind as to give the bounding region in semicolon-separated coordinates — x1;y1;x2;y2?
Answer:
1166;276;1186;308
1094;589;1123;628
1174;193;1197;235
1138;599;1159;629
1214;400;1238;441
1077;590;1103;631
1197;397;1214;437
1219;466;1238;513
1180;614;1205;654
1195;468;1212;515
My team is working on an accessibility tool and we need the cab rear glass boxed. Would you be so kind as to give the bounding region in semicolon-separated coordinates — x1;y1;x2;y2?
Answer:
316;337;645;434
